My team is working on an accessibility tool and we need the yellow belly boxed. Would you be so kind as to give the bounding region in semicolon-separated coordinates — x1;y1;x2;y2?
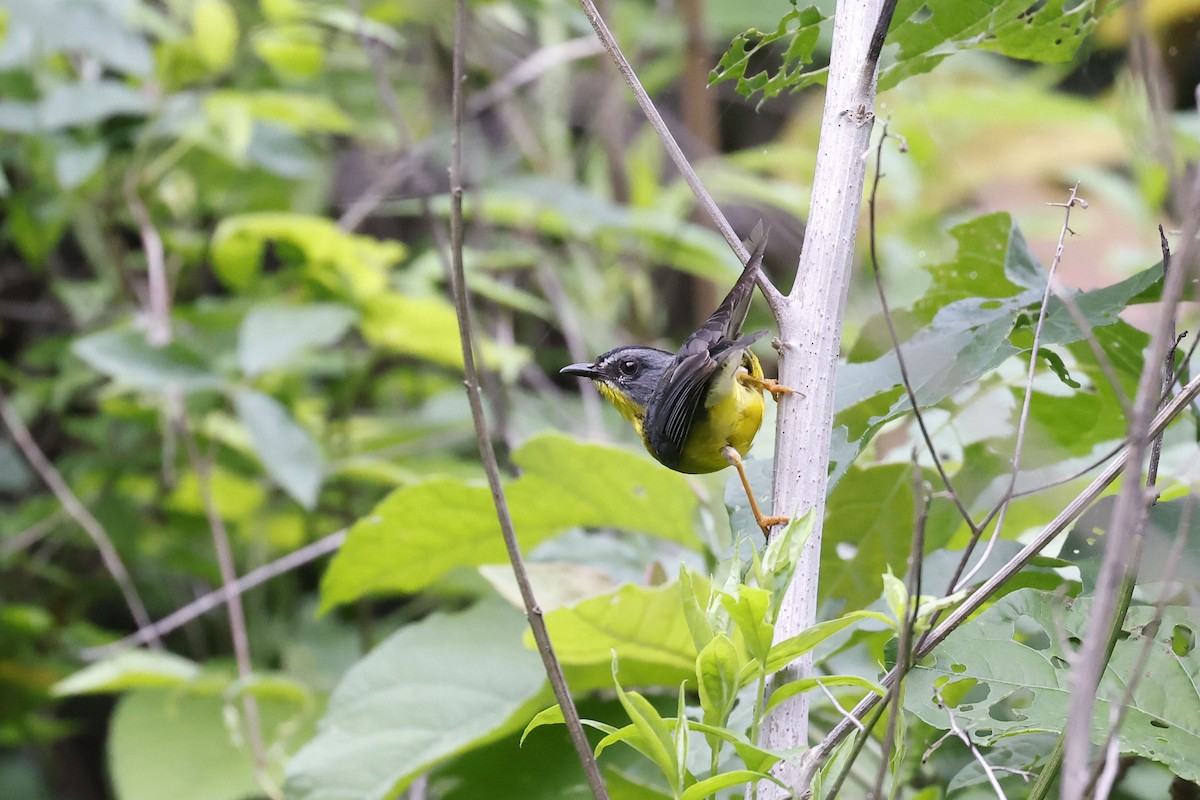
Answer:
672;356;767;474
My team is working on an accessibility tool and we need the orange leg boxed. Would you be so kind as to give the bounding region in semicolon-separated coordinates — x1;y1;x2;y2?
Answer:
722;446;789;538
740;374;802;402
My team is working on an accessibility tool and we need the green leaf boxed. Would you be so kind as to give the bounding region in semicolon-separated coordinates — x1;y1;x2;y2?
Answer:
759;611;886;677
53;651;200;696
539;582;700;684
479;562;616;614
359;292;467;369
709;4;828;103
611;655;679;794
680;565;716;653
38;81;150;129
881;0;1104;90
237;302;357;376
1063;495;1200;593
252;24;324;80
110;686;314;800
285;601;545;800
320;433;699;610
233;389;324;509
204;90;351;134
905;589;1200;781
680;769;785;800
191;0;239;71
763;674;885;716
519;704;620;746
696;634;741;730
73;328;223;393
719;587;773;664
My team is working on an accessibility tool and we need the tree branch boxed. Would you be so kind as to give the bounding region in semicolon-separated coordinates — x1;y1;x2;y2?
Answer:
447;3;609;797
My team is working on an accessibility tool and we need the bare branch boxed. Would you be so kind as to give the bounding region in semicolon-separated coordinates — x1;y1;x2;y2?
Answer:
81;530;347;659
574;0;785;312
447;3;608;797
0;388;159;645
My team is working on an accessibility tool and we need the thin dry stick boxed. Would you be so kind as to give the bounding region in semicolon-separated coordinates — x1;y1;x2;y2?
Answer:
866;124;976;531
951;185;1087;594
0;388;159;645
81;530;348;659
574;0;785;311
934;686;1009;800
797;370;1200;793
174;402;275;798
123;173;171;347
447;3;608;797
1060;204;1197;800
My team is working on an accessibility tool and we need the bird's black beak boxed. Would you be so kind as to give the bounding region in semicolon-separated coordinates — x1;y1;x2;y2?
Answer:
560;362;601;380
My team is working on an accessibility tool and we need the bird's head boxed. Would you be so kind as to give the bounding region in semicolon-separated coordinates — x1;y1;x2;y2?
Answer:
560;346;673;424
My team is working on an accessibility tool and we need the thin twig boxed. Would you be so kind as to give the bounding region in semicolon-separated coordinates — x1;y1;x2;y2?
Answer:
867;123;975;531
81;530;347;659
173;399;275;798
0;388;159;644
447;3;608;797
798;371;1200;794
951;184;1086;594
934;686;1009;800
816;680;865;734
122;172;171;347
574;0;785;313
1060;167;1200;797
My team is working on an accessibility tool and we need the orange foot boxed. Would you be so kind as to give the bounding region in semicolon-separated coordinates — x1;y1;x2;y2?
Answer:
743;375;802;402
722;446;791;539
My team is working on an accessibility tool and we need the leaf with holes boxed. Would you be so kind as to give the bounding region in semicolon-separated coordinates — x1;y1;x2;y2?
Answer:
905;589;1200;780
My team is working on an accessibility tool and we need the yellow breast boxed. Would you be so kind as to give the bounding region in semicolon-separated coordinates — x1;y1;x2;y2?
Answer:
672;350;767;474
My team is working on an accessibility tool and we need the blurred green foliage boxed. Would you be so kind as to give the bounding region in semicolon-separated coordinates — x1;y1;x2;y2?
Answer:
2;0;1200;798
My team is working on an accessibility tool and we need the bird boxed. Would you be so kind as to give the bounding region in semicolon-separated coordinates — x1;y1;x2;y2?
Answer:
560;227;795;536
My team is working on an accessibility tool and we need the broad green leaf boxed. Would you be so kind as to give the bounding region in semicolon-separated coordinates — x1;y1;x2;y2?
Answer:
0;0;152;76
882;0;1104;90
38;81;150;129
233;389;324;508
763;675;885;716
54;143;106;190
320;433;699;610
820;464;921;610
73;328;223;393
359;292;466;368
905;589;1200;781
110;686;314;800
285;601;545;800
480;562;616;613
1063;495;1200;593
210;212;404;292
538;582;699;683
696;634;740;730
237;302;357;376
709;4;828;103
53;651;200;696
611;655;679;794
191;0;238;71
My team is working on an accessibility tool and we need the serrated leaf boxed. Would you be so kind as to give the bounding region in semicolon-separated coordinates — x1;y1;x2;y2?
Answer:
285;601;545;800
237;302;357;376
905;589;1200;781
233;389;324;508
709;4;828;104
320;433;699;611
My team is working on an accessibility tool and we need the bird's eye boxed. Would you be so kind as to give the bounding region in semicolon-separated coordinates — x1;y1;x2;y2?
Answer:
618;359;640;377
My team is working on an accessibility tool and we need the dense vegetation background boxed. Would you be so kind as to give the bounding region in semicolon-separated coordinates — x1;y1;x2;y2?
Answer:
2;0;1199;798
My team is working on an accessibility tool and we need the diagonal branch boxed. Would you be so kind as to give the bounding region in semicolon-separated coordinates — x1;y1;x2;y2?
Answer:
447;3;608;797
0;387;159;646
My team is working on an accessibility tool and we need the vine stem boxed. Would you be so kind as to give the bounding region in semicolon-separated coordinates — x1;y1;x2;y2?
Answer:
447;2;609;798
